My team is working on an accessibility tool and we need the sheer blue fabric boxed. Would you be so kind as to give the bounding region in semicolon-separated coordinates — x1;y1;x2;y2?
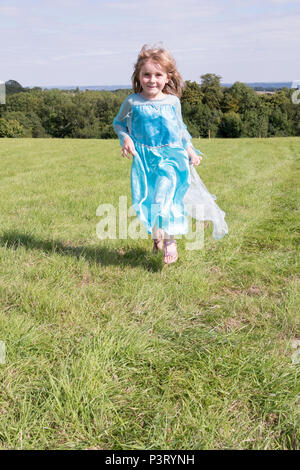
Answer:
113;93;228;239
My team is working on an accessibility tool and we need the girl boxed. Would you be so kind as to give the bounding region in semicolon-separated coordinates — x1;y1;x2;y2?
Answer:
113;44;228;264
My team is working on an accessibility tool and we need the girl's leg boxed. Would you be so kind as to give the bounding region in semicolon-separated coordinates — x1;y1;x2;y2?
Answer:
163;232;178;264
151;225;164;252
151;225;178;264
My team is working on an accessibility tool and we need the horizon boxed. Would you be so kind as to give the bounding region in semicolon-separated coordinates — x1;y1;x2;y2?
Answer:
9;80;294;90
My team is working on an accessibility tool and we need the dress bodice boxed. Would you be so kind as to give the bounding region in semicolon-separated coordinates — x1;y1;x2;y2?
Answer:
113;93;196;150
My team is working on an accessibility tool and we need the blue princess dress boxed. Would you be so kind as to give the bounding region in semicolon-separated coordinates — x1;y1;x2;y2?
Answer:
113;93;228;240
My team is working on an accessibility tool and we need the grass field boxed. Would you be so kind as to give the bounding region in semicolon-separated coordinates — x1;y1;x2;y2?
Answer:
0;137;299;450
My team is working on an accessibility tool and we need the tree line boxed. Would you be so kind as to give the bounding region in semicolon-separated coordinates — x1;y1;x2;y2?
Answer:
0;75;299;138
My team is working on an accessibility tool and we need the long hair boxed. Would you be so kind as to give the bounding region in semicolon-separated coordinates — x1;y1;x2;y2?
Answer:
131;44;184;98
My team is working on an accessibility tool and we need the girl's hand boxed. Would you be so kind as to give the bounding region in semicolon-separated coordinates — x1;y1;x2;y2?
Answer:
122;136;136;159
190;155;202;166
187;146;202;166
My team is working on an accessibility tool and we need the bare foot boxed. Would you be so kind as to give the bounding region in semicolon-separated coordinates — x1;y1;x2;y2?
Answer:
152;238;164;253
152;228;164;253
163;239;178;264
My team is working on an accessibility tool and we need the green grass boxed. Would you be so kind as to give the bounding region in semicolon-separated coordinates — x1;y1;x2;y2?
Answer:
0;137;299;450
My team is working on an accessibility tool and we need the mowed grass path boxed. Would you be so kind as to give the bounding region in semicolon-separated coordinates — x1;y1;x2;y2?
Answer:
0;137;299;450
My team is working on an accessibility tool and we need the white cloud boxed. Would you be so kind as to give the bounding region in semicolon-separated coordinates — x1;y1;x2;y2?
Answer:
52;50;121;61
0;0;299;84
0;5;19;15
227;14;300;43
265;0;299;3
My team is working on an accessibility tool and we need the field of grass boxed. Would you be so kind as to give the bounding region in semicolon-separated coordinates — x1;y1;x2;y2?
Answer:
0;137;299;450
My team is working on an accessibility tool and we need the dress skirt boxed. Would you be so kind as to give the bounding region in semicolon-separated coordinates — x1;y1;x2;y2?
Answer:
131;139;228;240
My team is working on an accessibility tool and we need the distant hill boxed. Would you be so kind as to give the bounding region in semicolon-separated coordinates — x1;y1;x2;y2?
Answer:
222;82;292;91
3;80;294;96
38;82;293;92
40;85;132;91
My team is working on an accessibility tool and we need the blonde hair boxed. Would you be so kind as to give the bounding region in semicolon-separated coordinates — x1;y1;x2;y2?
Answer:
132;44;184;98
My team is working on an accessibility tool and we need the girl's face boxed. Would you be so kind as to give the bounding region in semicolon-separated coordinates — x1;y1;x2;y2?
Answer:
139;60;169;100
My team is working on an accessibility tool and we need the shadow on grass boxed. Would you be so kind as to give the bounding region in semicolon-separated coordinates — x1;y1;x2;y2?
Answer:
0;229;163;273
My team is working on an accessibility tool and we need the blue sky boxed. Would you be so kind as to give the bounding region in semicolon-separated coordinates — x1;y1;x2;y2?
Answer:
0;0;299;86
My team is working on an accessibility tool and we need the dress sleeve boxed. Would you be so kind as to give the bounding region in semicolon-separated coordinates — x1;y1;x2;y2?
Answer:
175;97;205;156
113;95;132;147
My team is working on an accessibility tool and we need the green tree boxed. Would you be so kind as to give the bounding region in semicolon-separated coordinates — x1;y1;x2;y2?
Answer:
1;80;298;139
268;108;292;136
40;90;77;137
0;118;25;137
256;99;270;138
5;80;26;95
181;81;203;105
229;82;259;114
267;90;293;136
221;89;239;113
6;90;43;114
220;112;242;137
3;111;47;137
200;73;223;110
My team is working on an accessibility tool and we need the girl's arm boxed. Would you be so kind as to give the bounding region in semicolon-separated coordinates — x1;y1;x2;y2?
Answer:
175;98;204;166
113;96;136;159
113;96;132;147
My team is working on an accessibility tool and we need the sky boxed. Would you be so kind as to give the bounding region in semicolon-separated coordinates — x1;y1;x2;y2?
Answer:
0;0;299;86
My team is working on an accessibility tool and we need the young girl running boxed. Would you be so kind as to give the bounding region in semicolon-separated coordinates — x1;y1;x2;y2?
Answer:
113;44;228;264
